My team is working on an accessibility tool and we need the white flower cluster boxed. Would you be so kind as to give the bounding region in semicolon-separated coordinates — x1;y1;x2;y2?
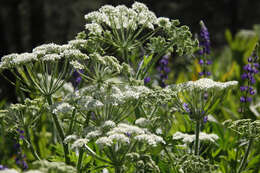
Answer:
0;43;88;70
0;53;37;70
52;102;75;114
173;131;219;143
95;123;165;148
71;138;89;149
135;118;150;127
68;39;88;49
86;130;102;139
157;17;172;28
70;60;85;70
32;160;76;173
84;2;159;33
134;133;165;147
102;120;116;128
77;96;104;110
77;84;150;107
0;169;19;173
183;78;238;92
64;134;78;144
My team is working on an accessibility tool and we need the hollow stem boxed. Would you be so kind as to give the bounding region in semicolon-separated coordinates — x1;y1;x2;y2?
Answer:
237;138;253;173
46;95;70;164
194;119;201;155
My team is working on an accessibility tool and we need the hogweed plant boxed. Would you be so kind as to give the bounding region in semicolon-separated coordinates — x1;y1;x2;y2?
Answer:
1;1;259;173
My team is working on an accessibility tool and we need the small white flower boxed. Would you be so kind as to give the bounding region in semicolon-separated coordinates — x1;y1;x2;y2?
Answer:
53;103;75;114
62;82;74;93
184;78;238;92
68;39;88;49
108;133;130;144
25;171;43;173
86;130;102;139
0;169;19;173
42;53;61;61
64;135;77;144
135;134;165;146
102;120;116;128
135;118;150;127
70;60;85;70
173;131;219;143
96;136;113;147
71;138;89;149
157;17;171;28
85;23;103;35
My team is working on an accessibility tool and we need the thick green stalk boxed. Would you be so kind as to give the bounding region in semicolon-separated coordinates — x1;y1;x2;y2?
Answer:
46;95;70;164
77;148;84;173
237;138;253;173
194;119;201;155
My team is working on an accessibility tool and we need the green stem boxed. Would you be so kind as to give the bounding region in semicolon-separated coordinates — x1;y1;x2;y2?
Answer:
115;166;122;173
237;138;253;173
46;95;70;164
77;148;84;173
194;119;201;155
68;109;76;135
24;126;41;160
84;144;113;164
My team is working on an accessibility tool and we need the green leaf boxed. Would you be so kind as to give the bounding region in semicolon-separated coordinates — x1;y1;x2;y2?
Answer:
225;29;233;46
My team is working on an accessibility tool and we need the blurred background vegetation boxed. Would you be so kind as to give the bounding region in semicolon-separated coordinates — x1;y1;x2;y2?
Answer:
1;0;260;101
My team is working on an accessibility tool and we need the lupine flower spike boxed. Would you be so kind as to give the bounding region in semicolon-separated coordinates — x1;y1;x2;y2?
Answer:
239;44;259;113
158;54;170;87
198;21;212;77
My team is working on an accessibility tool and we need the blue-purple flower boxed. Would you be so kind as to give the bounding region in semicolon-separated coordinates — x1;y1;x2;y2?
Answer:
183;103;191;113
0;165;7;170
144;76;151;85
240;49;259;105
197;21;212;77
158;54;170;87
199;21;210;55
14;129;28;170
72;69;83;88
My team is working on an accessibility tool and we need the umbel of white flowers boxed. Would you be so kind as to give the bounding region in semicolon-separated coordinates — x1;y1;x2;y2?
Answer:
171;78;238;120
173;131;219;143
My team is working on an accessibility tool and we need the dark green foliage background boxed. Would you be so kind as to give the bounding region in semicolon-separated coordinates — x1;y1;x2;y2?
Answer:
1;0;260;101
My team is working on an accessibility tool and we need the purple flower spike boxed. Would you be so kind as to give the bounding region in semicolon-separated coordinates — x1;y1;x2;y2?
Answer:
240;86;248;91
241;73;248;80
248;57;253;62
199;59;204;65
240;96;246;103
246;97;252;102
206;71;211;76
250;90;255;95
206;60;212;65
199;72;204;76
203;116;208;123
199;20;210;55
144;77;151;84
158;54;170;88
183;103;191;113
